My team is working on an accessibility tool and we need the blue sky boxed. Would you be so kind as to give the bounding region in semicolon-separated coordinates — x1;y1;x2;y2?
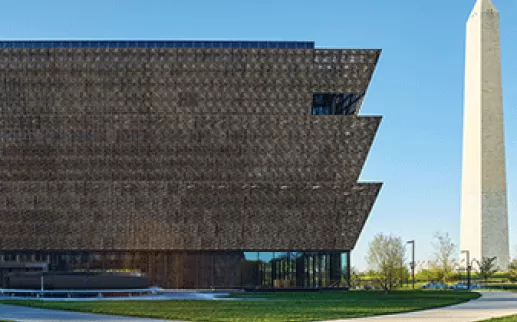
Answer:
1;0;516;271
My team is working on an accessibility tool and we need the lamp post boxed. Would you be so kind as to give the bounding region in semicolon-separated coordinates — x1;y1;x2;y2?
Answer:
470;258;480;287
461;250;471;290
407;240;415;289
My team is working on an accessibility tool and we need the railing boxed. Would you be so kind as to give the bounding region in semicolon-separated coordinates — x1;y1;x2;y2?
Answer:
0;288;159;299
327;280;342;288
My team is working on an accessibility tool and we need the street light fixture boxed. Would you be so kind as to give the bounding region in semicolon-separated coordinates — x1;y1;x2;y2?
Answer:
407;240;415;289
461;250;471;289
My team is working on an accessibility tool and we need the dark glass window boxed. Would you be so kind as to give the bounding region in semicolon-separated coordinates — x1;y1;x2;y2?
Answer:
312;93;364;116
312;107;329;115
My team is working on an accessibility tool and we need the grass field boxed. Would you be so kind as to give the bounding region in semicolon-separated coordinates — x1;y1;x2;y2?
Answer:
483;315;517;321
0;290;479;322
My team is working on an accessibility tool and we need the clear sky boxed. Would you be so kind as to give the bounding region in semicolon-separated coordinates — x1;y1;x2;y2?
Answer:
1;0;516;271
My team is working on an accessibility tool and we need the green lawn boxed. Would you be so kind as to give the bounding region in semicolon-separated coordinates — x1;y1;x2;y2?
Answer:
0;290;479;322
483;315;517;321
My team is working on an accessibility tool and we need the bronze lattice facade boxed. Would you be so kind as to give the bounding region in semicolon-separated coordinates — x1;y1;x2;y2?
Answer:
0;41;381;289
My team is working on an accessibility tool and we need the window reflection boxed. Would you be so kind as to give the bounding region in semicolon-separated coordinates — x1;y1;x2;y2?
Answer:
341;252;349;287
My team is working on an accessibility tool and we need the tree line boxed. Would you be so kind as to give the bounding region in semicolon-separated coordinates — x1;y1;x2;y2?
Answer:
362;232;508;291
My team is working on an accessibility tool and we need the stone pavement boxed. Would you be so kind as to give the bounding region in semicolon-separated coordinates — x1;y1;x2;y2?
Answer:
323;291;517;322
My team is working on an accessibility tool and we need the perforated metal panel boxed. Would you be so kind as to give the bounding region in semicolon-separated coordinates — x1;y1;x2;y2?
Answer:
0;44;382;252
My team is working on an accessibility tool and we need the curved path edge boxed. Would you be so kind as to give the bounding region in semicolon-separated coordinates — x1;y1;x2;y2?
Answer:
321;291;517;322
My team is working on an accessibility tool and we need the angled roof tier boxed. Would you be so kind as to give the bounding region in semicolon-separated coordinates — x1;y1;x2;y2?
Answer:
0;43;381;116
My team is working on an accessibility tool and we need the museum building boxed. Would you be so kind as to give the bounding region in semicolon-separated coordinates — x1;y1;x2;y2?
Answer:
0;40;382;289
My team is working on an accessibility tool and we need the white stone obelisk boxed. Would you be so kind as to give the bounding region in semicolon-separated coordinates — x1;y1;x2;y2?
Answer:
461;0;509;270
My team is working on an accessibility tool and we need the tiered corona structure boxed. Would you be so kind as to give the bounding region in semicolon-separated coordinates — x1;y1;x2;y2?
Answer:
0;40;382;288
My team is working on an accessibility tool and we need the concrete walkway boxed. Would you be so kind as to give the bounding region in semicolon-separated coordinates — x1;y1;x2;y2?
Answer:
0;303;175;322
325;291;517;322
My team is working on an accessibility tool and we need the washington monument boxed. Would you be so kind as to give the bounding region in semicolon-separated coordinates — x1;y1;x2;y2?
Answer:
460;0;509;269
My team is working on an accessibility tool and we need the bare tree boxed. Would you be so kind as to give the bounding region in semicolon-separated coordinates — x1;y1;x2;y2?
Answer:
478;257;497;285
366;233;406;292
431;232;457;283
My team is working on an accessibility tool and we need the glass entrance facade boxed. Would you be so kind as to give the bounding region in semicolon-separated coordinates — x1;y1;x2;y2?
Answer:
0;250;350;289
243;252;348;289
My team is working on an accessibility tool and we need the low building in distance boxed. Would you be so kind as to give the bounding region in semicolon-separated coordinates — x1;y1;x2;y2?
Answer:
0;40;382;289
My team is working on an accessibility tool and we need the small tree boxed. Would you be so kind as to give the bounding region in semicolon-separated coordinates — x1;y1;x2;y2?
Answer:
431;232;457;283
399;266;410;287
478;256;497;285
366;233;406;292
349;266;361;289
416;268;440;283
508;259;517;283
